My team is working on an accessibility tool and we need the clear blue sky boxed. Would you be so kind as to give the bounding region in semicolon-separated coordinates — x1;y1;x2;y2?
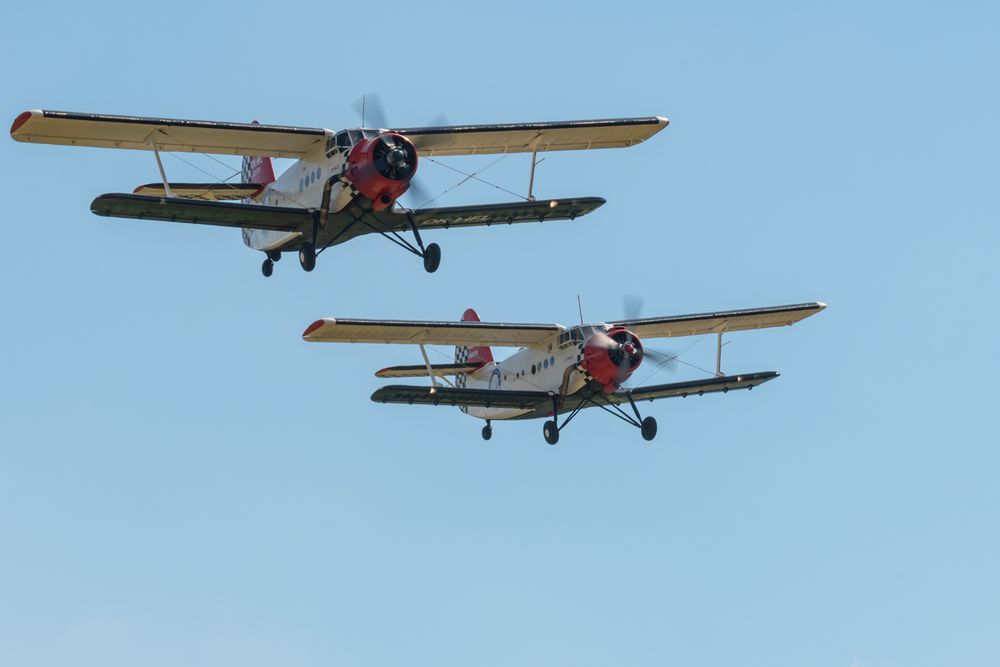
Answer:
2;1;998;665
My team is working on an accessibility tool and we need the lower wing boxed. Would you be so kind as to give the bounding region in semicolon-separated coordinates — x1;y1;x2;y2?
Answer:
90;193;311;232
369;372;778;414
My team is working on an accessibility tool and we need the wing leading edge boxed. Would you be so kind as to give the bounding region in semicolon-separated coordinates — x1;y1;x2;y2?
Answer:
10;110;328;158
303;318;562;347
609;302;827;340
391;116;668;156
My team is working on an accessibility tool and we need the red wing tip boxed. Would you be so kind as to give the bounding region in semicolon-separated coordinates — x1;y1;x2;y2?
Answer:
302;319;326;338
10;111;33;135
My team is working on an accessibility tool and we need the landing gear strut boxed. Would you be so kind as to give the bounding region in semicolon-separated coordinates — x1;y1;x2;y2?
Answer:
539;390;660;444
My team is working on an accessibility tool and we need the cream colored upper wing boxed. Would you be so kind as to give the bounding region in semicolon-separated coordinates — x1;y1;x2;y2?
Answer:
608;302;827;339
392;116;668;157
303;318;562;347
10;110;329;158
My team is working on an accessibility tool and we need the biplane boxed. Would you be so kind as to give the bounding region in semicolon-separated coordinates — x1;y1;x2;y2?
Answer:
10;109;667;276
302;301;826;444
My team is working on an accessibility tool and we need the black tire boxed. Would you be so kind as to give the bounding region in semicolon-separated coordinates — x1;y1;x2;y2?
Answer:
422;242;441;273
267;250;282;262
481;425;492;441
543;420;559;445
261;258;274;277
641;416;658;441
299;242;316;272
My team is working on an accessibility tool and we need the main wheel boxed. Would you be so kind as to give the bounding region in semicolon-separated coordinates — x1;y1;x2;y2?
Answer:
641;416;658;441
298;242;316;272
481;424;492;441
543;420;559;445
422;243;441;273
261;258;274;277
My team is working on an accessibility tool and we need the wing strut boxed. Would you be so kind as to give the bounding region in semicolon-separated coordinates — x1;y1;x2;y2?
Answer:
715;333;731;377
149;140;173;198
418;344;440;391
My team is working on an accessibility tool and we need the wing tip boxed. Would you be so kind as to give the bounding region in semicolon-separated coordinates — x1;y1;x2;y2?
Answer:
302;319;327;339
10;110;37;137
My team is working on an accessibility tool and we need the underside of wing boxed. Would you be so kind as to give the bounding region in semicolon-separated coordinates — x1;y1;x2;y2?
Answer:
91;194;311;232
11;110;328;158
391;116;668;157
303;318;562;347
611;372;779;403
608;302;827;340
375;363;482;378
133;182;264;201
408;197;605;230
371;385;550;410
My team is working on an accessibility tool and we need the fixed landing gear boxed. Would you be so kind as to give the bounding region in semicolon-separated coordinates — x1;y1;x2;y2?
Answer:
481;421;492;441
543;420;559;445
422;242;441;273
641;416;658;442
260;251;282;277
298;242;316;272
538;391;659;444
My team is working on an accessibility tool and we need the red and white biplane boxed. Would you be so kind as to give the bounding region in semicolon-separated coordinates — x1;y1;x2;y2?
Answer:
10;108;667;276
302;301;826;444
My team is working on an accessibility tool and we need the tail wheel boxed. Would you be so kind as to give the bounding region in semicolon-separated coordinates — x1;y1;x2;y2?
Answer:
261;258;274;277
299;242;316;272
481;424;492;441
543;420;559;445
640;416;658;441
422;243;441;273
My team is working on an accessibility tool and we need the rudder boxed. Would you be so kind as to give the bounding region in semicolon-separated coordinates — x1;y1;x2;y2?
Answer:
454;308;494;382
240;121;276;188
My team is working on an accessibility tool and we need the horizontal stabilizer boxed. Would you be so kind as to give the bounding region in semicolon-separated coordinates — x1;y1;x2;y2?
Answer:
133;182;264;201
375;363;483;378
91;193;311;232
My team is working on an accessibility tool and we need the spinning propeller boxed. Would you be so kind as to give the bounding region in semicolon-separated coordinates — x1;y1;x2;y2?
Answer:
353;93;447;207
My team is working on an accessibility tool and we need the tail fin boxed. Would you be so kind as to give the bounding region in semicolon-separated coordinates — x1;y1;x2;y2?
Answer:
240;121;276;188
454;308;494;369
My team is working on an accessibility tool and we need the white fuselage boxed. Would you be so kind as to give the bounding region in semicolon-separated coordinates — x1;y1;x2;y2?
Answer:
460;324;610;421
241;128;380;252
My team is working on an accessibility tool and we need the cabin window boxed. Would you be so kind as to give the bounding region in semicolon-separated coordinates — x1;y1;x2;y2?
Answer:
336;131;351;149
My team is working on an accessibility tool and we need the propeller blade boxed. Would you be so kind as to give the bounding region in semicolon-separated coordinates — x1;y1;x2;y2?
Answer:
643;346;679;372
623;294;644;320
401;177;432;208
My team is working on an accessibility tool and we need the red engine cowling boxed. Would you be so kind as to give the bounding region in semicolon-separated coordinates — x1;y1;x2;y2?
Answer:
582;327;644;392
344;132;418;210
